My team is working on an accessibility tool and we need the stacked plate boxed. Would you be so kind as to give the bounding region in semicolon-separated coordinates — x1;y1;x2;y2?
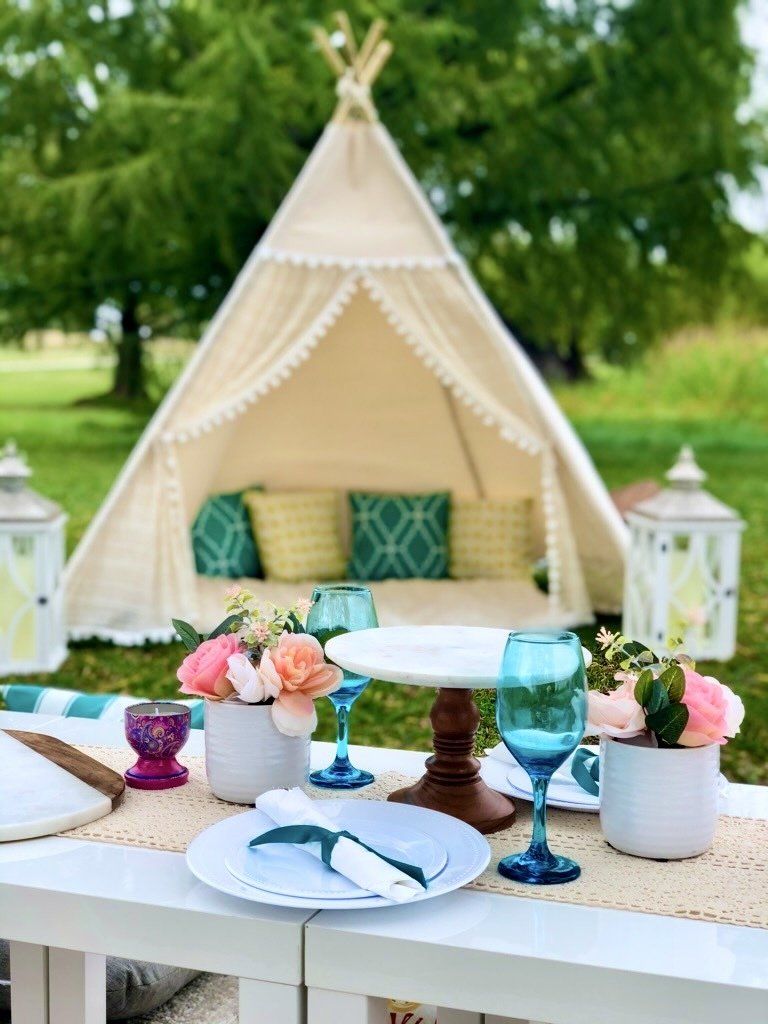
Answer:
482;744;729;814
481;745;601;813
186;799;490;909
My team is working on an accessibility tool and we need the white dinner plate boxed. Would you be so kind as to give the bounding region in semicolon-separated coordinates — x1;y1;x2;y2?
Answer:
225;808;448;900
187;799;490;910
481;746;600;812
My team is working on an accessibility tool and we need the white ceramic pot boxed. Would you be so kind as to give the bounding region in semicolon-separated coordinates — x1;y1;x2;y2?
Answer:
599;737;720;860
204;698;309;804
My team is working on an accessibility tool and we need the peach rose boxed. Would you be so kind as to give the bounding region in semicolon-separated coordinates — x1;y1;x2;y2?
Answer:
177;633;242;700
587;680;646;739
263;632;343;737
678;669;745;747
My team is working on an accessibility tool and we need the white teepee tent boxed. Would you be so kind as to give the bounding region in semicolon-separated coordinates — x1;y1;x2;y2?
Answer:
64;19;627;643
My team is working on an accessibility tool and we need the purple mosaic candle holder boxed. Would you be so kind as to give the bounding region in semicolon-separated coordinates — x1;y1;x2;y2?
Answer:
124;702;191;790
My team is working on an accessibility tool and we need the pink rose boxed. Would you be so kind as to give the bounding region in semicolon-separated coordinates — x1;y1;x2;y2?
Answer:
177;633;242;700
263;632;343;737
587;681;646;739
678;669;745;747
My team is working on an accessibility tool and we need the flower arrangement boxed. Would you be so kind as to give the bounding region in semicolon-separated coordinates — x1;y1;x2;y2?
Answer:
172;588;342;738
587;627;744;748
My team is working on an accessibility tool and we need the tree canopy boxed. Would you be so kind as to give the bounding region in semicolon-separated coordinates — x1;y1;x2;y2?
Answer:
0;0;763;395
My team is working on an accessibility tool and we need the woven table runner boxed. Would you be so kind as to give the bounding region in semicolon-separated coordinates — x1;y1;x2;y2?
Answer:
61;746;768;929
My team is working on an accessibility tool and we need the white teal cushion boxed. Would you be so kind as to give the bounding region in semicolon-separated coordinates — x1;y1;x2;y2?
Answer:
191;489;262;578
347;492;450;581
0;685;204;729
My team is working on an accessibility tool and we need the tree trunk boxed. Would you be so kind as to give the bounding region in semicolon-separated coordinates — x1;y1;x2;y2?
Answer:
560;334;587;381
111;300;146;400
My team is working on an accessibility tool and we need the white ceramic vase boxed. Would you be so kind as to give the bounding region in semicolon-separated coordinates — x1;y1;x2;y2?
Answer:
599;737;720;860
204;698;309;804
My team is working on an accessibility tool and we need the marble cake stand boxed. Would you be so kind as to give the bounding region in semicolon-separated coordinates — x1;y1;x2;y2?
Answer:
325;625;516;834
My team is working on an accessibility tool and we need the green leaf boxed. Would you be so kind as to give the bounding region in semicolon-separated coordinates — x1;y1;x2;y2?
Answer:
623;640;652;658
172;618;201;653
645;678;670;715
646;702;689;746
286;612;306;635
634;668;655;706
659;663;685;702
207;614;241;640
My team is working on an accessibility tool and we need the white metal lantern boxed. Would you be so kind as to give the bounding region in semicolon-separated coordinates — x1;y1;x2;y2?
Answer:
0;441;67;675
623;446;744;661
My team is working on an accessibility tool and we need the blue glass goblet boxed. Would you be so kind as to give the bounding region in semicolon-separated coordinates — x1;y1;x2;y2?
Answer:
308;584;379;789
496;630;586;884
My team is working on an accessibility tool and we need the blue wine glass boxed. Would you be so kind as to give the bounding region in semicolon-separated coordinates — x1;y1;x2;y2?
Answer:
307;584;379;789
496;630;586;884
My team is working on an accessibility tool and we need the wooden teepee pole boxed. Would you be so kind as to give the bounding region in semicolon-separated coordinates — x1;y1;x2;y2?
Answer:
358;39;392;87
312;25;347;77
313;13;392;123
355;18;387;73
334;10;358;61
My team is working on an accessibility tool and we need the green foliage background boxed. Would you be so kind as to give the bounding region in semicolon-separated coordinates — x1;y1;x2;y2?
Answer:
0;0;764;389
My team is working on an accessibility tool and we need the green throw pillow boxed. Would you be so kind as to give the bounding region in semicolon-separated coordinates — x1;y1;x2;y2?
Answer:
348;492;450;581
191;489;261;578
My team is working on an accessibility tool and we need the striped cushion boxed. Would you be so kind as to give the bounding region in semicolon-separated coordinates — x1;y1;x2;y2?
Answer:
0;685;204;730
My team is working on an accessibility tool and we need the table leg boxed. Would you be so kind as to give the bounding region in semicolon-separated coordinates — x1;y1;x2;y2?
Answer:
486;1016;541;1023
388;687;516;833
48;948;105;1024
307;988;385;1023
240;978;304;1024
9;941;48;1024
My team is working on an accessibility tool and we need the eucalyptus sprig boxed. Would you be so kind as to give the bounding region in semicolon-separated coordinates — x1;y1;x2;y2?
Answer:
595;630;693;746
172;588;310;657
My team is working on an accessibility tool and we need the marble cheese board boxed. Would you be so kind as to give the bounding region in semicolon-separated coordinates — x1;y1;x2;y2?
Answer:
0;729;124;842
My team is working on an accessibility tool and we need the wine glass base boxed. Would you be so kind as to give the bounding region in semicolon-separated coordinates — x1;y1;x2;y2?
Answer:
309;766;375;790
498;851;581;885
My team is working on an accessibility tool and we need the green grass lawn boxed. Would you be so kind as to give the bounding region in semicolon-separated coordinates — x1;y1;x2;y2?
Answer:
2;325;767;781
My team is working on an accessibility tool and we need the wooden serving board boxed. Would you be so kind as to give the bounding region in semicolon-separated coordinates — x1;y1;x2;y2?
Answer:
0;729;125;842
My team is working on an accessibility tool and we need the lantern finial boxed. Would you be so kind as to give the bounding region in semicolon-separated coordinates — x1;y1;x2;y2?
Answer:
0;439;32;493
665;445;706;490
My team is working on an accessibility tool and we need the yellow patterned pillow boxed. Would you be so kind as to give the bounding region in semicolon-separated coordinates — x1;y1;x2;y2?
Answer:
244;490;346;583
450;498;532;580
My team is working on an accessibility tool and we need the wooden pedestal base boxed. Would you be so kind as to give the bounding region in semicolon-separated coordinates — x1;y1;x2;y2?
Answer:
388;687;515;834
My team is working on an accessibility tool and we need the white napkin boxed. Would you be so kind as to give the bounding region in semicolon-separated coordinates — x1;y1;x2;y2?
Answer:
255;788;425;903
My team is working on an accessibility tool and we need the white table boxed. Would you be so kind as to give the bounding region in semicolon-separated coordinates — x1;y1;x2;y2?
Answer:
305;774;768;1024
0;711;316;1024
3;712;768;1024
0;710;429;1024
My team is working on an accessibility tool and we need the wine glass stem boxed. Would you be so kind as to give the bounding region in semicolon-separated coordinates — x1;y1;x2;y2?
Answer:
529;775;552;858
333;699;353;766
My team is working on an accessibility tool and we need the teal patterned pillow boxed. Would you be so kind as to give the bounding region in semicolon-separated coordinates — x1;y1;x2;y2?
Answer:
191;489;261;578
348;492;450;581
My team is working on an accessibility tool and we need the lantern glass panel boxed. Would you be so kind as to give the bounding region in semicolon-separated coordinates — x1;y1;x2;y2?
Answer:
667;531;726;652
627;525;655;638
0;534;36;662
